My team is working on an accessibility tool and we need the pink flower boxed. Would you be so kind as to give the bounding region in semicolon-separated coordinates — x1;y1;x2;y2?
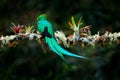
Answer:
11;23;24;33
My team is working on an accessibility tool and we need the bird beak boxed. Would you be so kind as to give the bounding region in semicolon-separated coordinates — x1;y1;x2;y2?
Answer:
37;18;38;20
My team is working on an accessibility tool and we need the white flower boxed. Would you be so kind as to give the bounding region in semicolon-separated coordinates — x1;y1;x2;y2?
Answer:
55;31;68;47
108;32;114;41
28;33;42;40
0;36;6;45
113;32;118;41
6;35;16;44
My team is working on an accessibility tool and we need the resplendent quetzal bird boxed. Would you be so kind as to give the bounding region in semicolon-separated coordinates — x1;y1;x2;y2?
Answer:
37;14;87;62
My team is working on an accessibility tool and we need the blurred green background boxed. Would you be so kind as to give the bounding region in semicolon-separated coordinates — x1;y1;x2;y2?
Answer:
0;0;120;80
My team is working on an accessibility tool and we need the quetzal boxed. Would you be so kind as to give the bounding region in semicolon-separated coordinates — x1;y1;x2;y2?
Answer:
37;14;87;62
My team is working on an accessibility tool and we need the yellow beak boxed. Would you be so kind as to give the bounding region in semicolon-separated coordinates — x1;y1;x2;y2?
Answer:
37;18;38;20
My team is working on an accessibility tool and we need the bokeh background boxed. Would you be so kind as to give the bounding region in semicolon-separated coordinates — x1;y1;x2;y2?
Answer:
0;0;120;80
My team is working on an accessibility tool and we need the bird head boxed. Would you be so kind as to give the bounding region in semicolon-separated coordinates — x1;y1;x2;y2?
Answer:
37;14;47;20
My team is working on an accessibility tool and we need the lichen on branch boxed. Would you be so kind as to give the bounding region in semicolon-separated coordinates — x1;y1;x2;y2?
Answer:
0;17;120;48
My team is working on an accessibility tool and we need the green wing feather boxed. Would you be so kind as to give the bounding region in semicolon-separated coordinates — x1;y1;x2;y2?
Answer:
45;37;67;62
37;14;88;62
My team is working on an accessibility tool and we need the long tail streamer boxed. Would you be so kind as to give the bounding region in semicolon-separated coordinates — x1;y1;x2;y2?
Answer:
45;37;88;62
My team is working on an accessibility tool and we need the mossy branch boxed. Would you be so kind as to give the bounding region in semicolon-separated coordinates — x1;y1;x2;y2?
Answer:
0;17;120;49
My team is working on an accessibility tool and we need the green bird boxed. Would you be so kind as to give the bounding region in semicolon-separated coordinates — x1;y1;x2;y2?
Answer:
37;14;87;62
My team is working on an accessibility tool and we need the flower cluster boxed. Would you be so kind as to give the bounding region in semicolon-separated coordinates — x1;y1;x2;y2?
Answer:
11;23;24;33
54;16;120;47
0;23;41;47
0;17;120;48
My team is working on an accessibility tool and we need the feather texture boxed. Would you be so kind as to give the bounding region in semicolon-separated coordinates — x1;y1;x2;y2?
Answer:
37;14;88;62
